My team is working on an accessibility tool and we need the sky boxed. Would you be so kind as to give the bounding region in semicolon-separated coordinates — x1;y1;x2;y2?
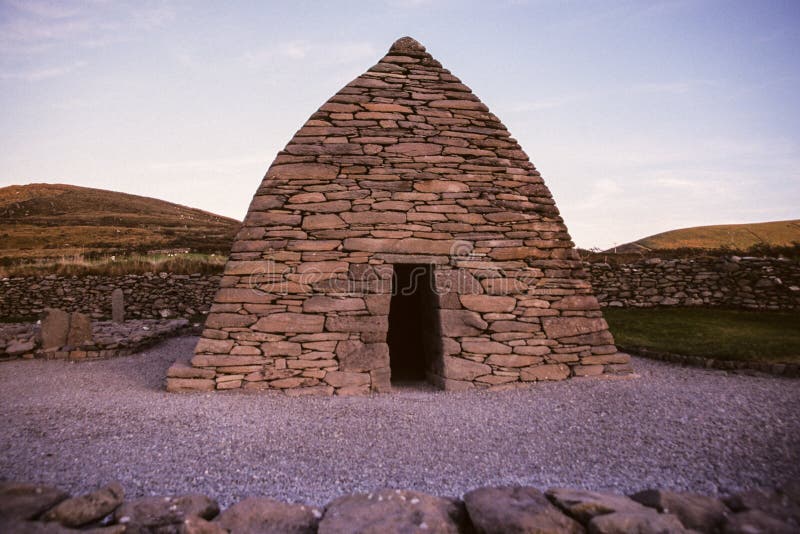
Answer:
1;0;798;249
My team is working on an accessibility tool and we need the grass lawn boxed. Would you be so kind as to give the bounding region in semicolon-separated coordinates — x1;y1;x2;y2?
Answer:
603;307;800;364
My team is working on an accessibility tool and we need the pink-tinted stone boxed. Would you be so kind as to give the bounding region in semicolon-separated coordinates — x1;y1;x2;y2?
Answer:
303;296;365;312
460;295;516;313
384;143;443;156
542;317;609;339
520;363;570;381
253;313;325;333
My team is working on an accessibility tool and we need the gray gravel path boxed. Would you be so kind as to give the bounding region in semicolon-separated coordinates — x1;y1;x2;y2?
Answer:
1;336;798;507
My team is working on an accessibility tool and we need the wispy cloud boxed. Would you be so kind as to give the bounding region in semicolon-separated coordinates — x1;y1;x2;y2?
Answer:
0;60;86;81
241;40;378;69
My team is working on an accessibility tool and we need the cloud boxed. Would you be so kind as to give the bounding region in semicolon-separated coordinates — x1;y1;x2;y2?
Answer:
242;40;379;69
0;60;86;81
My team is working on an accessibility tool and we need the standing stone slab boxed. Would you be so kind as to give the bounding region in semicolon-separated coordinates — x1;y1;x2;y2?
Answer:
40;309;70;351
111;288;124;323
66;312;92;347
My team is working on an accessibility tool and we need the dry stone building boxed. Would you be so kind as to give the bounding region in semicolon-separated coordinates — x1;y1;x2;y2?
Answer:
169;37;631;394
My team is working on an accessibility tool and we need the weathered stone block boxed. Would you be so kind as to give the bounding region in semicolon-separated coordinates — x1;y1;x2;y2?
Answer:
443;356;491;381
440;309;487;337
253;313;325;333
166;378;216;392
459;295;516;313
541;317;608;339
337;341;390;372
40;308;70;350
194;338;235;354
303;296;365;312
520;363;570;381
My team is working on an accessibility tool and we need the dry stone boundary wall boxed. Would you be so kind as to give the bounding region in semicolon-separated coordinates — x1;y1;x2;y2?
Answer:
1;257;797;323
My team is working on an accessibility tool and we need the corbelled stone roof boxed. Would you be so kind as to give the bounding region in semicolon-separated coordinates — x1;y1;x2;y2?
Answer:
174;37;630;395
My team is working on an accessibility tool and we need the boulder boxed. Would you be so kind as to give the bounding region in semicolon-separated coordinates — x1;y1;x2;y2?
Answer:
464;486;583;533
0;482;69;521
722;510;796;534
588;509;689;533
43;482;124;527
319;489;465;533
113;494;219;532
546;488;649;524
724;484;800;525
215;497;320;534
630;489;729;532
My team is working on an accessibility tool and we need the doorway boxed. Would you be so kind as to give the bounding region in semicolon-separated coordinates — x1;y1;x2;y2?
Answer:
387;264;442;385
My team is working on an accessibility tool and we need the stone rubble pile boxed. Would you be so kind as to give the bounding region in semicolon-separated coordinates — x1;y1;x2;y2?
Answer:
0;313;191;361
2;480;798;533
590;256;800;310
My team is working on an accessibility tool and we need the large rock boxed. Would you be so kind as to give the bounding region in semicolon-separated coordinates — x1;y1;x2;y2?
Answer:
43;482;124;527
724;484;800;526
588;509;689;533
113;494;219;532
40;309;70;350
546;488;649;524
722;510;796;534
319;489;466;534
464;486;583;533
0;482;68;521
631;489;729;532
215;497;320;533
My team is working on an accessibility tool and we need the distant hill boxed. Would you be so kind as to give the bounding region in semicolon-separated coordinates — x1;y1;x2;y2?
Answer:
612;219;800;253
0;183;240;261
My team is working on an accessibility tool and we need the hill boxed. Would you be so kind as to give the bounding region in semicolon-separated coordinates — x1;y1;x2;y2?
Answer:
612;219;800;253
0;183;240;263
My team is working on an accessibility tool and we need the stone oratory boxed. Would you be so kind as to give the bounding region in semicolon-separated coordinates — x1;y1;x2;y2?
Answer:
168;37;631;395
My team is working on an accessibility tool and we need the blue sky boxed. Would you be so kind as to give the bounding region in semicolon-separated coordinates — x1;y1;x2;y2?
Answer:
1;0;798;249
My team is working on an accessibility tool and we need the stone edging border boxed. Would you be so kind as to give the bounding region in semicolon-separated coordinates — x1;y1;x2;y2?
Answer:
620;345;800;378
3;479;799;533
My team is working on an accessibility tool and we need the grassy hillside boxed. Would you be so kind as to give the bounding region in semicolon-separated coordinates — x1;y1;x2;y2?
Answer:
0;183;239;269
614;219;800;253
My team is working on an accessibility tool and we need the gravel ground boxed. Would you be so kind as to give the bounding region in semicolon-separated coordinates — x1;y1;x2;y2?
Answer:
1;336;798;507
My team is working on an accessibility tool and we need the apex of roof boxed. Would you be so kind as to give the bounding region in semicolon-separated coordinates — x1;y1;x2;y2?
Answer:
389;36;426;54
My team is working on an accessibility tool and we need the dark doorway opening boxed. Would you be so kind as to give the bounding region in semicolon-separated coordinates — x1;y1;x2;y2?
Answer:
387;264;442;385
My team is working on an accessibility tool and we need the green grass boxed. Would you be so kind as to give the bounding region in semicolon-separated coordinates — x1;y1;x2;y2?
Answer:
604;307;800;364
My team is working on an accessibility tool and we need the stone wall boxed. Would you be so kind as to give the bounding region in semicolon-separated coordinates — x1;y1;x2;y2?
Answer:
589;256;800;309
0;274;221;320
2;257;797;322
